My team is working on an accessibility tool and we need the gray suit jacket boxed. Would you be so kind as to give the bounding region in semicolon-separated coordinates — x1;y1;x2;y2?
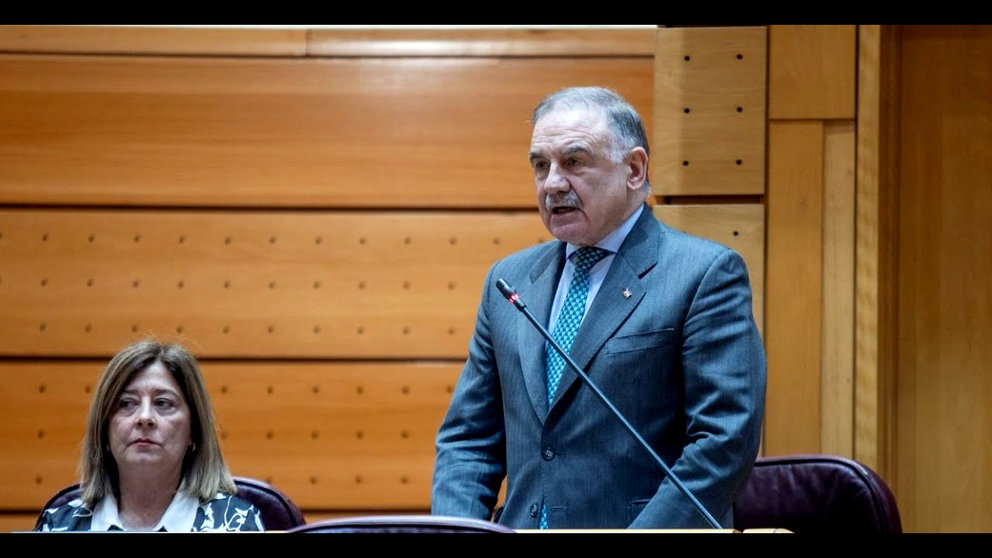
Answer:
431;205;767;529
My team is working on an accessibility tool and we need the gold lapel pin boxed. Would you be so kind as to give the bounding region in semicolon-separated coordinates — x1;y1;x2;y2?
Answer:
622;289;632;299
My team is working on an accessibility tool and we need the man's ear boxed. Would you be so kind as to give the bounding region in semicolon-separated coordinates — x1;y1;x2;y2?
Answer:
625;147;649;190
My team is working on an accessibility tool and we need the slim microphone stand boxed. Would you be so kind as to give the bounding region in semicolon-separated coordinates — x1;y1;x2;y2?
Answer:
496;278;721;529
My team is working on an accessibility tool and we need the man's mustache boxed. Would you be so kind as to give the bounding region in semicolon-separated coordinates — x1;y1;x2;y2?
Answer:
545;191;581;212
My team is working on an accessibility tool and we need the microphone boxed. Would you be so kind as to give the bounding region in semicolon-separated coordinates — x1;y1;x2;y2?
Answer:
495;278;722;529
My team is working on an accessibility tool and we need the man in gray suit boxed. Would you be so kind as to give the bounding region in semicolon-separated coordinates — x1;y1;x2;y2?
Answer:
431;86;766;530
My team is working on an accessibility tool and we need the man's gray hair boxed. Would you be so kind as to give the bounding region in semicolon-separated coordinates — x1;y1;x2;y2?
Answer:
531;86;651;163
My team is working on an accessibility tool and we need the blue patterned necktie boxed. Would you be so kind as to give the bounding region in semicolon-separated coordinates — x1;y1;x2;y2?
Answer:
545;246;610;405
539;245;609;529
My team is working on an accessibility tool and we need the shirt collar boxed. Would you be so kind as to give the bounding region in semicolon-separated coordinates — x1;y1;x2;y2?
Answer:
90;489;199;532
564;203;643;258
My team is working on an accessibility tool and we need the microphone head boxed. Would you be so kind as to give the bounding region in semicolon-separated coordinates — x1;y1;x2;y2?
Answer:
496;278;526;309
495;278;515;299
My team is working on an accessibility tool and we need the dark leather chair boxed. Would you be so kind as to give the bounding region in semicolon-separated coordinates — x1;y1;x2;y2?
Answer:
733;453;903;533
229;476;306;530
35;476;305;531
286;514;516;533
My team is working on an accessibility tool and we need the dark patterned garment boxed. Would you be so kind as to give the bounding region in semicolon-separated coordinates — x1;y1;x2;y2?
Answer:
35;490;265;532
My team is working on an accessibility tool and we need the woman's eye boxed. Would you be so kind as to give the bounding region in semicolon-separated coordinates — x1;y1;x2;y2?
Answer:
155;398;175;409
118;399;136;410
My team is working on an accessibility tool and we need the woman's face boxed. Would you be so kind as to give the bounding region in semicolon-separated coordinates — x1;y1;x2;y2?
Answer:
108;361;192;481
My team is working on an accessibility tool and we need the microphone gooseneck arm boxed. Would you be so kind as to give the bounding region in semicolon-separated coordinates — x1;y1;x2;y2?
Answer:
495;278;721;529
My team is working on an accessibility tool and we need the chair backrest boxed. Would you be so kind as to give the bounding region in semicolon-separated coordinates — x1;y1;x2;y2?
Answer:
286;514;516;534
733;453;903;533
35;476;305;531
230;476;305;530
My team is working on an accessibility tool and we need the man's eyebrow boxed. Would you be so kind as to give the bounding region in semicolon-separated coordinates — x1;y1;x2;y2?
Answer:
529;143;591;162
561;144;591;157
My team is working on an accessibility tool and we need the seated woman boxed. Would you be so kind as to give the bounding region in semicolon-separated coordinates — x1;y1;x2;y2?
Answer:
36;339;264;531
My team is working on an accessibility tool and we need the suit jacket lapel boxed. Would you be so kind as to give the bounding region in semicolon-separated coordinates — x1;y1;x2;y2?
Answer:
551;208;660;408
518;242;566;419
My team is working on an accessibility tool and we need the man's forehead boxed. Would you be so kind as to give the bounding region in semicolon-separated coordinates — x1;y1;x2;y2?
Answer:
530;108;609;155
533;105;606;130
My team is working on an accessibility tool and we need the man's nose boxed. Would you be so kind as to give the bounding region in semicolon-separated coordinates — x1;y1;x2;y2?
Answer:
543;163;569;192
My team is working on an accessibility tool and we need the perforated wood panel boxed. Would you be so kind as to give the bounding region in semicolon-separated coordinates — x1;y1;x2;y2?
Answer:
0;360;461;510
653;26;767;195
207;362;460;509
0;362;93;508
0;209;550;357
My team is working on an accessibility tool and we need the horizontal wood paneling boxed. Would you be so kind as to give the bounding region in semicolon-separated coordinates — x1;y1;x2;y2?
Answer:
0;54;653;208
0;514;37;532
0;203;766;514
0;206;764;358
0;25;657;58
0;209;549;357
307;27;658;57
0;360;462;511
0;25;308;56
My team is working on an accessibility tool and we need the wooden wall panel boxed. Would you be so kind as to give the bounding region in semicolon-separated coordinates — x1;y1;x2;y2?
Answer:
0;26;657;58
0;25;308;56
307;27;657;57
0;362;97;508
0;54;652;208
821;121;856;456
653;26;767;195
210;362;460;510
855;25;900;475
0;360;462;510
768;25;857;120
0;515;36;532
896;25;992;533
0;209;549;357
764;121;823;455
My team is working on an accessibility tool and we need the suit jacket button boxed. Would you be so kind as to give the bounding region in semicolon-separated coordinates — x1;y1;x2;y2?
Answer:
542;446;555;460
529;504;539;517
